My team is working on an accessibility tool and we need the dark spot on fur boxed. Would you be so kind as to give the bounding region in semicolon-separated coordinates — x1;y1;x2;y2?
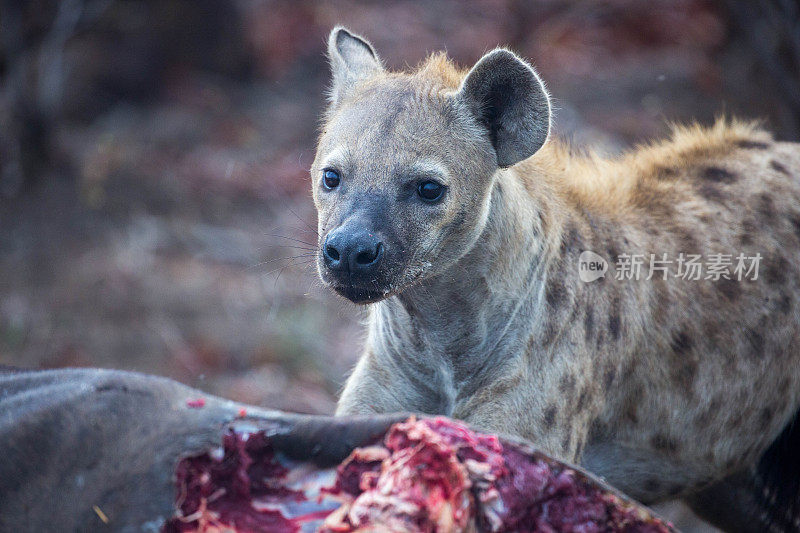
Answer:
740;219;757;246
695;397;722;428
747;328;764;358
735;139;769;149
779;377;791;395
608;297;621;341
670;331;693;354
727;413;745;431
588;420;609;441
718;278;742;302
771;160;790;175
654;288;671;324
546;280;568;308
595;328;605;348
525;333;537;357
540;320;558;346
634;183;675;217
622;386;642;424
624;405;639;425
543;405;557;429
651;433;679;453
584;307;595;342
702;166;737;183
559;373;576;394
450;211;467;230
622;360;638;380
697;182;728;204
776;295;792;314
644;478;661;493
764;256;789;285
562;432;572;453
607;244;619;264
655;166;678;179
701;318;723;350
667;484;684;497
576;390;589;412
788;214;800;240
671;359;698;391
677;228;699;255
561;224;583;256
603;367;616;390
759;407;774;431
758;193;777;223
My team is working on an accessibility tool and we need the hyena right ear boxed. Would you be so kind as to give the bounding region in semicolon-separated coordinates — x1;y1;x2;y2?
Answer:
327;27;383;108
457;49;551;168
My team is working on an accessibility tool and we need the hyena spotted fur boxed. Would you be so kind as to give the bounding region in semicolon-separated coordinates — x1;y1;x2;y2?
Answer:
312;27;800;531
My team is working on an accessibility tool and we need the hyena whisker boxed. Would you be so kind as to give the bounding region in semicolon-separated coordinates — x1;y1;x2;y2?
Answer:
286;206;320;237
269;223;320;240
272;244;317;253
264;233;318;248
247;253;317;271
260;258;316;280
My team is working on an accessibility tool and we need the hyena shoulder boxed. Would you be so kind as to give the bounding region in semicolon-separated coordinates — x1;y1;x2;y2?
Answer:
515;119;797;216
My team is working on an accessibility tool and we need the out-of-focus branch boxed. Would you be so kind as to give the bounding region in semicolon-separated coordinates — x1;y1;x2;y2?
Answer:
0;0;28;197
37;0;113;115
0;0;114;197
37;0;84;116
723;0;800;136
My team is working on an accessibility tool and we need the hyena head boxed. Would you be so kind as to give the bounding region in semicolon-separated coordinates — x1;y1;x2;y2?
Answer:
312;27;551;303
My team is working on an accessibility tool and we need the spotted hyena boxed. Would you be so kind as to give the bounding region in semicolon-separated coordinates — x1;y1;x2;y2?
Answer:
311;27;800;531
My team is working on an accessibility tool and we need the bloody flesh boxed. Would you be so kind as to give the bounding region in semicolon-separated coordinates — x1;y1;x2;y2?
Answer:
164;417;674;532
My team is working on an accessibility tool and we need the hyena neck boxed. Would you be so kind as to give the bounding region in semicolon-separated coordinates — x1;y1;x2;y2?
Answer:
370;169;566;392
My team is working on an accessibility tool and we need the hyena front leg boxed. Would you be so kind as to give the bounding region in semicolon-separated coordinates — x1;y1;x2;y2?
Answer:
336;353;401;416
336;350;452;417
452;361;601;464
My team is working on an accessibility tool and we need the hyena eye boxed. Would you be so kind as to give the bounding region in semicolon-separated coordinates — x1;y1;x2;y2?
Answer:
417;180;444;202
322;169;341;190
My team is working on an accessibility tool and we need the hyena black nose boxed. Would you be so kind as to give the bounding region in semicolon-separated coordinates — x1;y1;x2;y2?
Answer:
324;228;384;273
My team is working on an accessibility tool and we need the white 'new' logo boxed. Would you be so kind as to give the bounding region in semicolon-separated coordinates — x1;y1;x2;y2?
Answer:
578;251;608;282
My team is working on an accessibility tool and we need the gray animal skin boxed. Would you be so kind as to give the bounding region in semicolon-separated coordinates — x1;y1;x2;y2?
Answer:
0;367;402;532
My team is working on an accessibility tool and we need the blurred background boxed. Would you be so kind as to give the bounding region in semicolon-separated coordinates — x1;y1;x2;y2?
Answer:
1;1;799;529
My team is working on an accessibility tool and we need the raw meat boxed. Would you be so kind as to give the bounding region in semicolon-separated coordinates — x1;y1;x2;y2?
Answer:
164;417;673;533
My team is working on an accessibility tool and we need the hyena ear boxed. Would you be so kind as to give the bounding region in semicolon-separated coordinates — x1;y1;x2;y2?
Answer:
327;26;383;107
457;49;551;168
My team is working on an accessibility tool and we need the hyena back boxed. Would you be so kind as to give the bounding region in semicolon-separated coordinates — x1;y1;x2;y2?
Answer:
312;27;800;531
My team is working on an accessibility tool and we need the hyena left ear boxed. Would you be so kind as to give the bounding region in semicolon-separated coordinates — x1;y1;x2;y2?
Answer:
327;26;383;108
457;49;551;168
